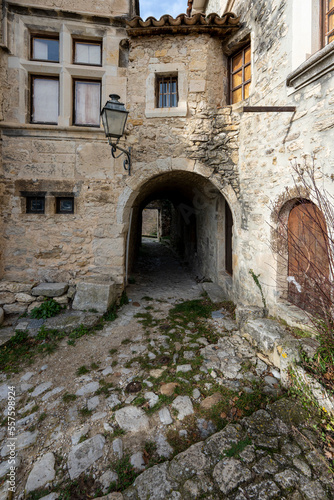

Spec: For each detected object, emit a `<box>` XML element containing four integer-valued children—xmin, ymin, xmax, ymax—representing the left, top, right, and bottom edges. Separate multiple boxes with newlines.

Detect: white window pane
<box><xmin>33</xmin><ymin>38</ymin><xmax>59</xmax><ymax>61</ymax></box>
<box><xmin>33</xmin><ymin>78</ymin><xmax>59</xmax><ymax>123</ymax></box>
<box><xmin>75</xmin><ymin>42</ymin><xmax>101</xmax><ymax>65</ymax></box>
<box><xmin>75</xmin><ymin>81</ymin><xmax>101</xmax><ymax>126</ymax></box>
<box><xmin>75</xmin><ymin>43</ymin><xmax>89</xmax><ymax>63</ymax></box>
<box><xmin>34</xmin><ymin>39</ymin><xmax>48</xmax><ymax>60</ymax></box>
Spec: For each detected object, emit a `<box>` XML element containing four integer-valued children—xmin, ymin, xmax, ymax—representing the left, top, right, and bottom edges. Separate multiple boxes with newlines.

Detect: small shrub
<box><xmin>62</xmin><ymin>393</ymin><xmax>77</xmax><ymax>403</ymax></box>
<box><xmin>222</xmin><ymin>436</ymin><xmax>252</xmax><ymax>458</ymax></box>
<box><xmin>119</xmin><ymin>291</ymin><xmax>129</xmax><ymax>306</ymax></box>
<box><xmin>104</xmin><ymin>303</ymin><xmax>118</xmax><ymax>322</ymax></box>
<box><xmin>76</xmin><ymin>365</ymin><xmax>90</xmax><ymax>376</ymax></box>
<box><xmin>108</xmin><ymin>454</ymin><xmax>138</xmax><ymax>492</ymax></box>
<box><xmin>30</xmin><ymin>298</ymin><xmax>63</xmax><ymax>319</ymax></box>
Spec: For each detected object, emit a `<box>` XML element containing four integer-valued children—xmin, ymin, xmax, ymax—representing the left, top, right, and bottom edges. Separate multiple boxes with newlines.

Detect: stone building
<box><xmin>0</xmin><ymin>0</ymin><xmax>333</xmax><ymax>320</ymax></box>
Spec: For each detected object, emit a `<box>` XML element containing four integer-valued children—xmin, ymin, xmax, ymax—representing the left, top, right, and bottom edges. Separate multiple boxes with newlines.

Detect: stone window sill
<box><xmin>145</xmin><ymin>102</ymin><xmax>187</xmax><ymax>118</ymax></box>
<box><xmin>287</xmin><ymin>41</ymin><xmax>334</xmax><ymax>91</ymax></box>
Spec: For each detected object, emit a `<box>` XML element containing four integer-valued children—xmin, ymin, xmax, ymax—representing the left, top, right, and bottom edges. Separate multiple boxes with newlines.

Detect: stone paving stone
<box><xmin>176</xmin><ymin>364</ymin><xmax>192</xmax><ymax>373</ymax></box>
<box><xmin>31</xmin><ymin>381</ymin><xmax>53</xmax><ymax>397</ymax></box>
<box><xmin>26</xmin><ymin>452</ymin><xmax>55</xmax><ymax>493</ymax></box>
<box><xmin>171</xmin><ymin>396</ymin><xmax>194</xmax><ymax>421</ymax></box>
<box><xmin>300</xmin><ymin>480</ymin><xmax>329</xmax><ymax>500</ymax></box>
<box><xmin>114</xmin><ymin>406</ymin><xmax>150</xmax><ymax>432</ymax></box>
<box><xmin>155</xmin><ymin>433</ymin><xmax>174</xmax><ymax>458</ymax></box>
<box><xmin>274</xmin><ymin>469</ymin><xmax>300</xmax><ymax>489</ymax></box>
<box><xmin>112</xmin><ymin>438</ymin><xmax>123</xmax><ymax>459</ymax></box>
<box><xmin>131</xmin><ymin>462</ymin><xmax>179</xmax><ymax>500</ymax></box>
<box><xmin>68</xmin><ymin>434</ymin><xmax>105</xmax><ymax>480</ymax></box>
<box><xmin>159</xmin><ymin>407</ymin><xmax>173</xmax><ymax>425</ymax></box>
<box><xmin>75</xmin><ymin>381</ymin><xmax>99</xmax><ymax>396</ymax></box>
<box><xmin>213</xmin><ymin>457</ymin><xmax>252</xmax><ymax>495</ymax></box>
<box><xmin>144</xmin><ymin>391</ymin><xmax>159</xmax><ymax>408</ymax></box>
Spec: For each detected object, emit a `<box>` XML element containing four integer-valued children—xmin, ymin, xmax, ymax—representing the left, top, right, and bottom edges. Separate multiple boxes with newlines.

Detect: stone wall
<box><xmin>205</xmin><ymin>0</ymin><xmax>334</xmax><ymax>313</ymax></box>
<box><xmin>1</xmin><ymin>0</ymin><xmax>333</xmax><ymax>317</ymax></box>
<box><xmin>0</xmin><ymin>4</ymin><xmax>130</xmax><ymax>287</ymax></box>
<box><xmin>6</xmin><ymin>0</ymin><xmax>134</xmax><ymax>17</ymax></box>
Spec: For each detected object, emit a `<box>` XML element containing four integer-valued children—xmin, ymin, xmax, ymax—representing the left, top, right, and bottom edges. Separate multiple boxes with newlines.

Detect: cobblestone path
<box><xmin>0</xmin><ymin>241</ymin><xmax>333</xmax><ymax>499</ymax></box>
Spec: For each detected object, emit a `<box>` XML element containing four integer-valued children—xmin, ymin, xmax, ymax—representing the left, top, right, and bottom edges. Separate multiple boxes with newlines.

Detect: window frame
<box><xmin>30</xmin><ymin>34</ymin><xmax>59</xmax><ymax>63</ymax></box>
<box><xmin>30</xmin><ymin>75</ymin><xmax>59</xmax><ymax>125</ymax></box>
<box><xmin>229</xmin><ymin>44</ymin><xmax>251</xmax><ymax>105</ymax></box>
<box><xmin>72</xmin><ymin>78</ymin><xmax>102</xmax><ymax>127</ymax></box>
<box><xmin>156</xmin><ymin>74</ymin><xmax>178</xmax><ymax>109</ymax></box>
<box><xmin>73</xmin><ymin>39</ymin><xmax>102</xmax><ymax>67</ymax></box>
<box><xmin>56</xmin><ymin>197</ymin><xmax>74</xmax><ymax>214</ymax></box>
<box><xmin>26</xmin><ymin>196</ymin><xmax>45</xmax><ymax>214</ymax></box>
<box><xmin>322</xmin><ymin>0</ymin><xmax>334</xmax><ymax>46</ymax></box>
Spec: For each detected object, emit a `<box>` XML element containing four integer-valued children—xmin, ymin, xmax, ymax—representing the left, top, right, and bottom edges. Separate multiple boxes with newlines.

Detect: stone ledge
<box><xmin>287</xmin><ymin>41</ymin><xmax>334</xmax><ymax>90</ymax></box>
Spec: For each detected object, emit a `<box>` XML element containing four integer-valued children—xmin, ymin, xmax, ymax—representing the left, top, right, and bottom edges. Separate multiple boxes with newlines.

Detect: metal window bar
<box><xmin>157</xmin><ymin>76</ymin><xmax>178</xmax><ymax>108</ymax></box>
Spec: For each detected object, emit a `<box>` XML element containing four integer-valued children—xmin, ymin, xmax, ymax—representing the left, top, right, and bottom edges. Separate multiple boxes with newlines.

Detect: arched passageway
<box><xmin>126</xmin><ymin>171</ymin><xmax>234</xmax><ymax>288</ymax></box>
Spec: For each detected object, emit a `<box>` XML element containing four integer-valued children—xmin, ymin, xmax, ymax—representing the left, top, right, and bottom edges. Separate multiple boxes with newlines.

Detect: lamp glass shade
<box><xmin>101</xmin><ymin>94</ymin><xmax>129</xmax><ymax>139</ymax></box>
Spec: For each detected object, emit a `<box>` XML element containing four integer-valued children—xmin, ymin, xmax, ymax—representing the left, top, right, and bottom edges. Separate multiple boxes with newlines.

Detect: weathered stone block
<box><xmin>3</xmin><ymin>303</ymin><xmax>27</xmax><ymax>315</ymax></box>
<box><xmin>0</xmin><ymin>308</ymin><xmax>4</xmax><ymax>326</ymax></box>
<box><xmin>44</xmin><ymin>311</ymin><xmax>100</xmax><ymax>334</ymax></box>
<box><xmin>235</xmin><ymin>305</ymin><xmax>266</xmax><ymax>329</ymax></box>
<box><xmin>0</xmin><ymin>282</ymin><xmax>34</xmax><ymax>293</ymax></box>
<box><xmin>201</xmin><ymin>283</ymin><xmax>226</xmax><ymax>303</ymax></box>
<box><xmin>242</xmin><ymin>319</ymin><xmax>286</xmax><ymax>360</ymax></box>
<box><xmin>15</xmin><ymin>293</ymin><xmax>35</xmax><ymax>303</ymax></box>
<box><xmin>0</xmin><ymin>292</ymin><xmax>15</xmax><ymax>305</ymax></box>
<box><xmin>32</xmin><ymin>283</ymin><xmax>69</xmax><ymax>297</ymax></box>
<box><xmin>72</xmin><ymin>281</ymin><xmax>116</xmax><ymax>313</ymax></box>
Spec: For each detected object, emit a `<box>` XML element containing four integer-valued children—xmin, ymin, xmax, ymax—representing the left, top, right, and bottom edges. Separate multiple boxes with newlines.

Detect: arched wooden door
<box><xmin>288</xmin><ymin>202</ymin><xmax>330</xmax><ymax>315</ymax></box>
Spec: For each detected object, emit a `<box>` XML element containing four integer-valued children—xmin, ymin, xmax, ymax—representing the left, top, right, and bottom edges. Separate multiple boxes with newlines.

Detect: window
<box><xmin>73</xmin><ymin>80</ymin><xmax>101</xmax><ymax>126</ymax></box>
<box><xmin>31</xmin><ymin>36</ymin><xmax>59</xmax><ymax>62</ymax></box>
<box><xmin>156</xmin><ymin>75</ymin><xmax>178</xmax><ymax>108</ymax></box>
<box><xmin>26</xmin><ymin>196</ymin><xmax>45</xmax><ymax>214</ymax></box>
<box><xmin>323</xmin><ymin>0</ymin><xmax>334</xmax><ymax>45</ymax></box>
<box><xmin>230</xmin><ymin>45</ymin><xmax>251</xmax><ymax>104</ymax></box>
<box><xmin>73</xmin><ymin>40</ymin><xmax>102</xmax><ymax>66</ymax></box>
<box><xmin>31</xmin><ymin>76</ymin><xmax>59</xmax><ymax>124</ymax></box>
<box><xmin>56</xmin><ymin>197</ymin><xmax>74</xmax><ymax>214</ymax></box>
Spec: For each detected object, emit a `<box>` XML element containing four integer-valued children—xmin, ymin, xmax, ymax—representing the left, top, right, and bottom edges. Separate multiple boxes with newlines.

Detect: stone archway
<box><xmin>117</xmin><ymin>164</ymin><xmax>241</xmax><ymax>294</ymax></box>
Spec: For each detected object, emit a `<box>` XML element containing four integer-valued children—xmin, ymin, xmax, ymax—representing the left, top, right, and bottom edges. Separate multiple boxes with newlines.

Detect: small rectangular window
<box><xmin>157</xmin><ymin>76</ymin><xmax>178</xmax><ymax>108</ymax></box>
<box><xmin>31</xmin><ymin>36</ymin><xmax>59</xmax><ymax>62</ymax></box>
<box><xmin>73</xmin><ymin>79</ymin><xmax>101</xmax><ymax>126</ymax></box>
<box><xmin>323</xmin><ymin>0</ymin><xmax>334</xmax><ymax>45</ymax></box>
<box><xmin>74</xmin><ymin>40</ymin><xmax>102</xmax><ymax>66</ymax></box>
<box><xmin>26</xmin><ymin>196</ymin><xmax>45</xmax><ymax>214</ymax></box>
<box><xmin>31</xmin><ymin>76</ymin><xmax>59</xmax><ymax>124</ymax></box>
<box><xmin>230</xmin><ymin>45</ymin><xmax>251</xmax><ymax>104</ymax></box>
<box><xmin>56</xmin><ymin>197</ymin><xmax>74</xmax><ymax>214</ymax></box>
